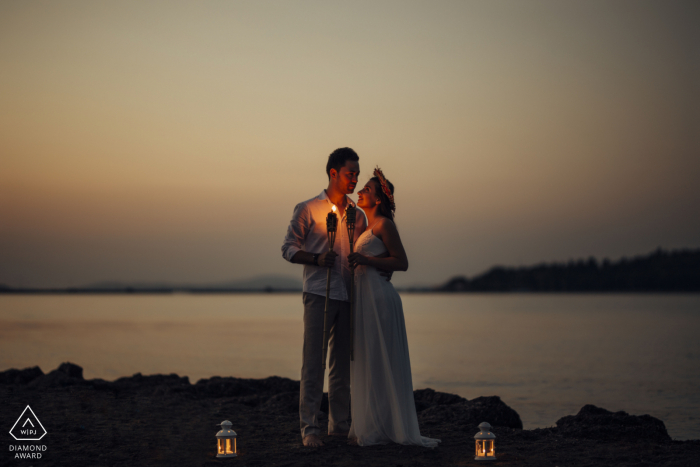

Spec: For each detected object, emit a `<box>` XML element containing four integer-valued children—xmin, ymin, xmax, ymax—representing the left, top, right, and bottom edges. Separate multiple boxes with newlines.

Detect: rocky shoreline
<box><xmin>1</xmin><ymin>363</ymin><xmax>698</xmax><ymax>466</ymax></box>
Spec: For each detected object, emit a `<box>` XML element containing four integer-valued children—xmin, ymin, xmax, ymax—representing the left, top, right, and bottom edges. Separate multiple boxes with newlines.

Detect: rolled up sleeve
<box><xmin>281</xmin><ymin>202</ymin><xmax>309</xmax><ymax>262</ymax></box>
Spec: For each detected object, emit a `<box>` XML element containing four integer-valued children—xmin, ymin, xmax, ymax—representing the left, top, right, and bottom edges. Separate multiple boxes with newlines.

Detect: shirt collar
<box><xmin>318</xmin><ymin>189</ymin><xmax>356</xmax><ymax>209</ymax></box>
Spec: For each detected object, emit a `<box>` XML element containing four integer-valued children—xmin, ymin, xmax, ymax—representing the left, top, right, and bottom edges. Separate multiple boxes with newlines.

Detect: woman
<box><xmin>347</xmin><ymin>167</ymin><xmax>440</xmax><ymax>448</ymax></box>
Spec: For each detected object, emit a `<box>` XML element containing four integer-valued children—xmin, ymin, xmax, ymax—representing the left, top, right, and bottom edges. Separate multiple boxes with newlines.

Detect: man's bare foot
<box><xmin>303</xmin><ymin>434</ymin><xmax>324</xmax><ymax>447</ymax></box>
<box><xmin>347</xmin><ymin>437</ymin><xmax>359</xmax><ymax>446</ymax></box>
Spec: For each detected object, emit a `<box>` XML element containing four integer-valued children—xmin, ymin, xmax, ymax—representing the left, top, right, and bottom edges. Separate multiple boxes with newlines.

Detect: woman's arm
<box><xmin>349</xmin><ymin>218</ymin><xmax>409</xmax><ymax>272</ymax></box>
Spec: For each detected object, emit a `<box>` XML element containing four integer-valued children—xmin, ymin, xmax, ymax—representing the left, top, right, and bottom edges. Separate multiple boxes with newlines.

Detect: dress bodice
<box><xmin>354</xmin><ymin>230</ymin><xmax>387</xmax><ymax>277</ymax></box>
<box><xmin>355</xmin><ymin>229</ymin><xmax>386</xmax><ymax>257</ymax></box>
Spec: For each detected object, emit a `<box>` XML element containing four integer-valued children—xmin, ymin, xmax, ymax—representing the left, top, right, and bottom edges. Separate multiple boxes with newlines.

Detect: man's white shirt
<box><xmin>282</xmin><ymin>190</ymin><xmax>368</xmax><ymax>302</ymax></box>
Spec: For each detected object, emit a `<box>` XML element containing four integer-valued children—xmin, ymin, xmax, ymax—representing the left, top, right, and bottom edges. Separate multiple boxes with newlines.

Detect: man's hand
<box><xmin>378</xmin><ymin>269</ymin><xmax>393</xmax><ymax>282</ymax></box>
<box><xmin>318</xmin><ymin>250</ymin><xmax>338</xmax><ymax>267</ymax></box>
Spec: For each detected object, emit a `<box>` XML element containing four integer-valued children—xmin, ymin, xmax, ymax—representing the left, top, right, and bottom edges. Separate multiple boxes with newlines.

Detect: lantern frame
<box><xmin>216</xmin><ymin>420</ymin><xmax>237</xmax><ymax>458</ymax></box>
<box><xmin>474</xmin><ymin>421</ymin><xmax>496</xmax><ymax>461</ymax></box>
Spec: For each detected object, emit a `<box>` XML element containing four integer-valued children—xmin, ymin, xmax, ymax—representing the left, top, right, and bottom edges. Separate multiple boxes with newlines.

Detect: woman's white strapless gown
<box><xmin>348</xmin><ymin>229</ymin><xmax>440</xmax><ymax>448</ymax></box>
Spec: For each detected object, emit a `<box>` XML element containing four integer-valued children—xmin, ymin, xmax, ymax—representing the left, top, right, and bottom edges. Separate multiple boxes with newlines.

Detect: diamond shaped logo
<box><xmin>9</xmin><ymin>406</ymin><xmax>47</xmax><ymax>441</ymax></box>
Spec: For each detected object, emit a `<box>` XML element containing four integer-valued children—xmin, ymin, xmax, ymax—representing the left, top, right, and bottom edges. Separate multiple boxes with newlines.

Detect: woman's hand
<box><xmin>348</xmin><ymin>252</ymin><xmax>369</xmax><ymax>268</ymax></box>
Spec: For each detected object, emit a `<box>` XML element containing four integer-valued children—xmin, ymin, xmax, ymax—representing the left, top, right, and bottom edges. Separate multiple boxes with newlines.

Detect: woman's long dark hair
<box><xmin>369</xmin><ymin>176</ymin><xmax>395</xmax><ymax>221</ymax></box>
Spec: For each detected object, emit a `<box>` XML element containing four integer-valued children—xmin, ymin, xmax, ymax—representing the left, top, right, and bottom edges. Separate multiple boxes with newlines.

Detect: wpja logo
<box><xmin>9</xmin><ymin>405</ymin><xmax>47</xmax><ymax>459</ymax></box>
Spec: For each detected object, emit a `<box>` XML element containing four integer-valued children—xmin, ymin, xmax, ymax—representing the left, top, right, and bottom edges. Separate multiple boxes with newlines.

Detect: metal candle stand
<box><xmin>321</xmin><ymin>208</ymin><xmax>338</xmax><ymax>370</ymax></box>
<box><xmin>345</xmin><ymin>204</ymin><xmax>357</xmax><ymax>361</ymax></box>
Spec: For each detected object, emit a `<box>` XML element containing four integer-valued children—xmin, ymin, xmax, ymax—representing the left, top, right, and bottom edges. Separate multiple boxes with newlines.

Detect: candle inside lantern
<box><xmin>474</xmin><ymin>422</ymin><xmax>496</xmax><ymax>461</ymax></box>
<box><xmin>216</xmin><ymin>420</ymin><xmax>237</xmax><ymax>458</ymax></box>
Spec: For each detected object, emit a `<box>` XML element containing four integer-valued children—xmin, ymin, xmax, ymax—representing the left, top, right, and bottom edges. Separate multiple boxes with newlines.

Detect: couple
<box><xmin>281</xmin><ymin>147</ymin><xmax>440</xmax><ymax>449</ymax></box>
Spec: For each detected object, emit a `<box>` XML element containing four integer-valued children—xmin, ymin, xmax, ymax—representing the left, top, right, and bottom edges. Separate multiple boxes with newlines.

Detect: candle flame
<box><xmin>332</xmin><ymin>205</ymin><xmax>337</xmax><ymax>213</ymax></box>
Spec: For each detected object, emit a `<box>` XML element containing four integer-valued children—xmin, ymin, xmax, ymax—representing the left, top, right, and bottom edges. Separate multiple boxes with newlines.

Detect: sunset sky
<box><xmin>1</xmin><ymin>0</ymin><xmax>698</xmax><ymax>288</ymax></box>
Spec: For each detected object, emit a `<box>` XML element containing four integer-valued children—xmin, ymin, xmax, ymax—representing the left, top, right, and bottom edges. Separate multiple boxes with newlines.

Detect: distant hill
<box><xmin>214</xmin><ymin>275</ymin><xmax>303</xmax><ymax>291</ymax></box>
<box><xmin>1</xmin><ymin>275</ymin><xmax>302</xmax><ymax>294</ymax></box>
<box><xmin>438</xmin><ymin>248</ymin><xmax>700</xmax><ymax>292</ymax></box>
<box><xmin>82</xmin><ymin>275</ymin><xmax>302</xmax><ymax>292</ymax></box>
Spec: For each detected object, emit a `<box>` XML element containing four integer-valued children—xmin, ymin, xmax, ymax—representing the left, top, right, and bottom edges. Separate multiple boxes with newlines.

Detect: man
<box><xmin>281</xmin><ymin>147</ymin><xmax>367</xmax><ymax>447</ymax></box>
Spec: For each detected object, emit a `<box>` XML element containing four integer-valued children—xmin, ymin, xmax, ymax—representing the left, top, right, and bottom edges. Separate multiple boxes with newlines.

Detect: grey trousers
<box><xmin>300</xmin><ymin>292</ymin><xmax>351</xmax><ymax>439</ymax></box>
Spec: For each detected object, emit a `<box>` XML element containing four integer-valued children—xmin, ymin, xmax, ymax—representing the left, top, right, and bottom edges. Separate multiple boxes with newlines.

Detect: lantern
<box><xmin>474</xmin><ymin>422</ymin><xmax>496</xmax><ymax>461</ymax></box>
<box><xmin>216</xmin><ymin>420</ymin><xmax>237</xmax><ymax>458</ymax></box>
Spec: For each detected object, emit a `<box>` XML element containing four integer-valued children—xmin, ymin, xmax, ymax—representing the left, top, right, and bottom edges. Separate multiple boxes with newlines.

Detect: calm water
<box><xmin>1</xmin><ymin>294</ymin><xmax>698</xmax><ymax>439</ymax></box>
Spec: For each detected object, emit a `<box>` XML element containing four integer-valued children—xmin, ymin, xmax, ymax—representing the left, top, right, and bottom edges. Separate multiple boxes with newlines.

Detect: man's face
<box><xmin>332</xmin><ymin>160</ymin><xmax>360</xmax><ymax>194</ymax></box>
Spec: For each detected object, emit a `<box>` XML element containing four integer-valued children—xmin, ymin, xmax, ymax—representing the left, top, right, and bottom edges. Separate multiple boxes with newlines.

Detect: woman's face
<box><xmin>357</xmin><ymin>180</ymin><xmax>380</xmax><ymax>209</ymax></box>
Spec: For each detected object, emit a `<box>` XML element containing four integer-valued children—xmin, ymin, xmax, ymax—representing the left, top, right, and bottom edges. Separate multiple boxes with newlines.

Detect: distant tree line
<box><xmin>438</xmin><ymin>248</ymin><xmax>700</xmax><ymax>292</ymax></box>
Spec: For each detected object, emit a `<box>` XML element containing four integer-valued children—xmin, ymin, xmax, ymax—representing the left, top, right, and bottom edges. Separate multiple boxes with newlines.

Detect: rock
<box><xmin>89</xmin><ymin>378</ymin><xmax>114</xmax><ymax>391</ymax></box>
<box><xmin>0</xmin><ymin>366</ymin><xmax>44</xmax><ymax>384</ymax></box>
<box><xmin>194</xmin><ymin>375</ymin><xmax>299</xmax><ymax>398</ymax></box>
<box><xmin>413</xmin><ymin>388</ymin><xmax>466</xmax><ymax>411</ymax></box>
<box><xmin>556</xmin><ymin>404</ymin><xmax>671</xmax><ymax>443</ymax></box>
<box><xmin>28</xmin><ymin>363</ymin><xmax>87</xmax><ymax>389</ymax></box>
<box><xmin>236</xmin><ymin>394</ymin><xmax>269</xmax><ymax>407</ymax></box>
<box><xmin>57</xmin><ymin>362</ymin><xmax>84</xmax><ymax>379</ymax></box>
<box><xmin>194</xmin><ymin>377</ymin><xmax>256</xmax><ymax>398</ymax></box>
<box><xmin>262</xmin><ymin>391</ymin><xmax>299</xmax><ymax>413</ymax></box>
<box><xmin>115</xmin><ymin>372</ymin><xmax>190</xmax><ymax>387</ymax></box>
<box><xmin>109</xmin><ymin>372</ymin><xmax>192</xmax><ymax>396</ymax></box>
<box><xmin>418</xmin><ymin>394</ymin><xmax>523</xmax><ymax>429</ymax></box>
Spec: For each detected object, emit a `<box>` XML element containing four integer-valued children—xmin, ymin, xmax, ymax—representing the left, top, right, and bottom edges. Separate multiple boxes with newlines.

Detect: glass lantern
<box><xmin>474</xmin><ymin>421</ymin><xmax>496</xmax><ymax>461</ymax></box>
<box><xmin>216</xmin><ymin>420</ymin><xmax>237</xmax><ymax>458</ymax></box>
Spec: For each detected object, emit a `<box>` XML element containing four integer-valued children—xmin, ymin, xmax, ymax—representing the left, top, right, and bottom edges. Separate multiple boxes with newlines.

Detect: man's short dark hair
<box><xmin>326</xmin><ymin>148</ymin><xmax>359</xmax><ymax>180</ymax></box>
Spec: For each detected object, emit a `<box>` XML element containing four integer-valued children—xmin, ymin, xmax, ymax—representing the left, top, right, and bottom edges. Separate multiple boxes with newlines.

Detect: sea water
<box><xmin>1</xmin><ymin>293</ymin><xmax>698</xmax><ymax>439</ymax></box>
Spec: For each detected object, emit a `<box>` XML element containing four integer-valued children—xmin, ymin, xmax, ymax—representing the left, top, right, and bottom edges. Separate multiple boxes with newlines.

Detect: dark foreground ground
<box><xmin>1</xmin><ymin>363</ymin><xmax>698</xmax><ymax>467</ymax></box>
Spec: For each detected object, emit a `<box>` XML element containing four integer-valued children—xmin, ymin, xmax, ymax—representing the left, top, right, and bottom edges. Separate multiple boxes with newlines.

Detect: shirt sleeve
<box><xmin>281</xmin><ymin>202</ymin><xmax>310</xmax><ymax>262</ymax></box>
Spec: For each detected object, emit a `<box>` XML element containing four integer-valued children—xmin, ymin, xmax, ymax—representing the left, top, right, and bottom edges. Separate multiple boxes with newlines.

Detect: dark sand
<box><xmin>1</xmin><ymin>363</ymin><xmax>698</xmax><ymax>466</ymax></box>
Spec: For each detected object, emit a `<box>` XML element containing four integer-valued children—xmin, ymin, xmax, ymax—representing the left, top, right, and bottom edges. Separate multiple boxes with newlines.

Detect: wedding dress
<box><xmin>348</xmin><ymin>229</ymin><xmax>440</xmax><ymax>447</ymax></box>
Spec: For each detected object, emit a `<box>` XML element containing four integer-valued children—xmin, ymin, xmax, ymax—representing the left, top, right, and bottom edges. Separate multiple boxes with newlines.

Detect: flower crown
<box><xmin>373</xmin><ymin>166</ymin><xmax>396</xmax><ymax>212</ymax></box>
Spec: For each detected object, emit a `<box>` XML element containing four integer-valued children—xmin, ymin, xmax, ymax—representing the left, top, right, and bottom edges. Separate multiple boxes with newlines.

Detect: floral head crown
<box><xmin>373</xmin><ymin>166</ymin><xmax>396</xmax><ymax>212</ymax></box>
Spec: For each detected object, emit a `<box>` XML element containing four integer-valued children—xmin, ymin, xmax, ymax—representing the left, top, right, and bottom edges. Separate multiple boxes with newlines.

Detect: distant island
<box><xmin>1</xmin><ymin>248</ymin><xmax>698</xmax><ymax>294</ymax></box>
<box><xmin>437</xmin><ymin>248</ymin><xmax>700</xmax><ymax>292</ymax></box>
<box><xmin>0</xmin><ymin>275</ymin><xmax>303</xmax><ymax>294</ymax></box>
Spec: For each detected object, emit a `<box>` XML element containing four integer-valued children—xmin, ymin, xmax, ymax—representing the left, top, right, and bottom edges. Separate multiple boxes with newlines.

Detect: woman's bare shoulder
<box><xmin>374</xmin><ymin>217</ymin><xmax>398</xmax><ymax>236</ymax></box>
<box><xmin>378</xmin><ymin>216</ymin><xmax>397</xmax><ymax>228</ymax></box>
